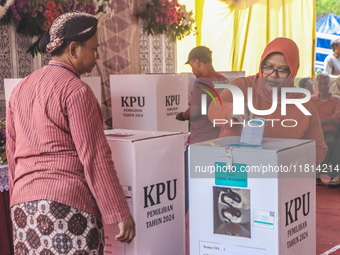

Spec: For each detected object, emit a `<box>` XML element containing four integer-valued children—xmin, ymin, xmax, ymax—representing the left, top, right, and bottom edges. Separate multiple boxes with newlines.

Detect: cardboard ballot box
<box><xmin>4</xmin><ymin>77</ymin><xmax>102</xmax><ymax>107</ymax></box>
<box><xmin>189</xmin><ymin>137</ymin><xmax>316</xmax><ymax>255</ymax></box>
<box><xmin>110</xmin><ymin>74</ymin><xmax>188</xmax><ymax>132</ymax></box>
<box><xmin>104</xmin><ymin>129</ymin><xmax>185</xmax><ymax>255</ymax></box>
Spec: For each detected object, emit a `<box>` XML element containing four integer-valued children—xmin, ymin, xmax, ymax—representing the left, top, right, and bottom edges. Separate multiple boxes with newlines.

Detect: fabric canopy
<box><xmin>316</xmin><ymin>13</ymin><xmax>340</xmax><ymax>36</ymax></box>
<box><xmin>197</xmin><ymin>0</ymin><xmax>315</xmax><ymax>78</ymax></box>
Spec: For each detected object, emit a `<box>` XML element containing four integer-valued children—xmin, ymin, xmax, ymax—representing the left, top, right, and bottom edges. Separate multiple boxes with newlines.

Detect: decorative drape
<box><xmin>92</xmin><ymin>0</ymin><xmax>141</xmax><ymax>129</ymax></box>
<box><xmin>197</xmin><ymin>0</ymin><xmax>315</xmax><ymax>78</ymax></box>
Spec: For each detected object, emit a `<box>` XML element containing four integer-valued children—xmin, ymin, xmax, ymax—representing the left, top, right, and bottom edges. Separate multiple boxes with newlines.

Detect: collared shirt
<box><xmin>6</xmin><ymin>60</ymin><xmax>130</xmax><ymax>224</ymax></box>
<box><xmin>324</xmin><ymin>52</ymin><xmax>340</xmax><ymax>76</ymax></box>
<box><xmin>311</xmin><ymin>94</ymin><xmax>340</xmax><ymax>133</ymax></box>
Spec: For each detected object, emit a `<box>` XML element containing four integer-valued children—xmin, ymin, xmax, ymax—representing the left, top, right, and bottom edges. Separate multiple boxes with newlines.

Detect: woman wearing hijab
<box><xmin>208</xmin><ymin>37</ymin><xmax>327</xmax><ymax>166</ymax></box>
<box><xmin>6</xmin><ymin>12</ymin><xmax>135</xmax><ymax>254</ymax></box>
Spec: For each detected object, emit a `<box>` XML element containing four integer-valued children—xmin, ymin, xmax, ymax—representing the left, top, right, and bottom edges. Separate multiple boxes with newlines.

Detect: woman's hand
<box><xmin>230</xmin><ymin>103</ymin><xmax>254</xmax><ymax>123</ymax></box>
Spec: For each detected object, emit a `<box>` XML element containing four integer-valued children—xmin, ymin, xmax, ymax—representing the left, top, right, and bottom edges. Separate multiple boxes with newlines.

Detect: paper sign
<box><xmin>215</xmin><ymin>162</ymin><xmax>248</xmax><ymax>188</ymax></box>
<box><xmin>240</xmin><ymin>118</ymin><xmax>265</xmax><ymax>145</ymax></box>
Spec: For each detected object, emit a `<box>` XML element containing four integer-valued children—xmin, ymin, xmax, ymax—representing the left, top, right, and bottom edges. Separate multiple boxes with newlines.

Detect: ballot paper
<box><xmin>240</xmin><ymin>118</ymin><xmax>265</xmax><ymax>145</ymax></box>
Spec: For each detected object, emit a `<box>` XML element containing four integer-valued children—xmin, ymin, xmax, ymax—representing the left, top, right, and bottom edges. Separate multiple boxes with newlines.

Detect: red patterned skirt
<box><xmin>11</xmin><ymin>200</ymin><xmax>104</xmax><ymax>255</ymax></box>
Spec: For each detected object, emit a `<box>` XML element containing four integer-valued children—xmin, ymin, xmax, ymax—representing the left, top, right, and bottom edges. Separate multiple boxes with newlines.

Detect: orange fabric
<box><xmin>208</xmin><ymin>38</ymin><xmax>327</xmax><ymax>165</ymax></box>
<box><xmin>255</xmin><ymin>37</ymin><xmax>300</xmax><ymax>103</ymax></box>
<box><xmin>311</xmin><ymin>95</ymin><xmax>340</xmax><ymax>133</ymax></box>
<box><xmin>258</xmin><ymin>37</ymin><xmax>300</xmax><ymax>79</ymax></box>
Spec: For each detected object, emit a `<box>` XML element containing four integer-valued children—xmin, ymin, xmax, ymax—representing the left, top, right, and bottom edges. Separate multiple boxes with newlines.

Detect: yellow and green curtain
<box><xmin>196</xmin><ymin>0</ymin><xmax>316</xmax><ymax>78</ymax></box>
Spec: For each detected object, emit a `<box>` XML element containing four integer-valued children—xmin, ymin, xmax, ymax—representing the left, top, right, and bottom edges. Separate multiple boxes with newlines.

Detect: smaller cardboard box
<box><xmin>104</xmin><ymin>129</ymin><xmax>185</xmax><ymax>255</ymax></box>
<box><xmin>110</xmin><ymin>74</ymin><xmax>188</xmax><ymax>132</ymax></box>
<box><xmin>189</xmin><ymin>136</ymin><xmax>315</xmax><ymax>255</ymax></box>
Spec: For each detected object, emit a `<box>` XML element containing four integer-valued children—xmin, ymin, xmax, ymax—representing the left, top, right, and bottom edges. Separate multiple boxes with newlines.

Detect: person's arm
<box><xmin>321</xmin><ymin>97</ymin><xmax>340</xmax><ymax>126</ymax></box>
<box><xmin>6</xmin><ymin>99</ymin><xmax>16</xmax><ymax>197</ymax></box>
<box><xmin>176</xmin><ymin>107</ymin><xmax>189</xmax><ymax>121</ymax></box>
<box><xmin>177</xmin><ymin>80</ymin><xmax>211</xmax><ymax>121</ymax></box>
<box><xmin>66</xmin><ymin>85</ymin><xmax>135</xmax><ymax>242</ymax></box>
<box><xmin>330</xmin><ymin>97</ymin><xmax>340</xmax><ymax>124</ymax></box>
<box><xmin>304</xmin><ymin>104</ymin><xmax>328</xmax><ymax>166</ymax></box>
<box><xmin>176</xmin><ymin>105</ymin><xmax>201</xmax><ymax>121</ymax></box>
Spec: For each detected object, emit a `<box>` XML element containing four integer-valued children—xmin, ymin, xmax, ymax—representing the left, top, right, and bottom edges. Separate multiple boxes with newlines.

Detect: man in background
<box><xmin>176</xmin><ymin>46</ymin><xmax>227</xmax><ymax>255</ymax></box>
<box><xmin>176</xmin><ymin>46</ymin><xmax>227</xmax><ymax>144</ymax></box>
<box><xmin>324</xmin><ymin>38</ymin><xmax>340</xmax><ymax>78</ymax></box>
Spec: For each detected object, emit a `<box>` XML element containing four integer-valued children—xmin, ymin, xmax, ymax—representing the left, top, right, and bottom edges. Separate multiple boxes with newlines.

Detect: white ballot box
<box><xmin>4</xmin><ymin>79</ymin><xmax>22</xmax><ymax>107</ymax></box>
<box><xmin>110</xmin><ymin>74</ymin><xmax>188</xmax><ymax>132</ymax></box>
<box><xmin>189</xmin><ymin>136</ymin><xmax>316</xmax><ymax>255</ymax></box>
<box><xmin>82</xmin><ymin>76</ymin><xmax>102</xmax><ymax>104</ymax></box>
<box><xmin>4</xmin><ymin>77</ymin><xmax>101</xmax><ymax>107</ymax></box>
<box><xmin>104</xmin><ymin>129</ymin><xmax>185</xmax><ymax>255</ymax></box>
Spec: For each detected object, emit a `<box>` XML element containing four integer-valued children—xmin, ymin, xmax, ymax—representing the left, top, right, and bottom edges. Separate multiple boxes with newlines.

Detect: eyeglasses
<box><xmin>261</xmin><ymin>65</ymin><xmax>290</xmax><ymax>78</ymax></box>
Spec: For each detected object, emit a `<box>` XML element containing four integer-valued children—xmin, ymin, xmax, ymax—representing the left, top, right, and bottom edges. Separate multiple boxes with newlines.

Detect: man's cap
<box><xmin>185</xmin><ymin>46</ymin><xmax>212</xmax><ymax>64</ymax></box>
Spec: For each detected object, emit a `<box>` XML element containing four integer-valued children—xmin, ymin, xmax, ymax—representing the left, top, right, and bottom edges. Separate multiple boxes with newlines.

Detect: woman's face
<box><xmin>261</xmin><ymin>53</ymin><xmax>290</xmax><ymax>93</ymax></box>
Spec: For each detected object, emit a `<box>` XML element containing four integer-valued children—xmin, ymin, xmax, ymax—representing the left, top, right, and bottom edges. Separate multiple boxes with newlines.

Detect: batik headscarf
<box><xmin>39</xmin><ymin>12</ymin><xmax>98</xmax><ymax>54</ymax></box>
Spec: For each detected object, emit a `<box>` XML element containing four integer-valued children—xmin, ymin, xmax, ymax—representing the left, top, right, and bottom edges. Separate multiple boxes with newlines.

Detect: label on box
<box><xmin>199</xmin><ymin>241</ymin><xmax>223</xmax><ymax>255</ymax></box>
<box><xmin>253</xmin><ymin>209</ymin><xmax>275</xmax><ymax>229</ymax></box>
<box><xmin>227</xmin><ymin>143</ymin><xmax>262</xmax><ymax>148</ymax></box>
<box><xmin>199</xmin><ymin>241</ymin><xmax>266</xmax><ymax>255</ymax></box>
<box><xmin>215</xmin><ymin>162</ymin><xmax>248</xmax><ymax>187</ymax></box>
